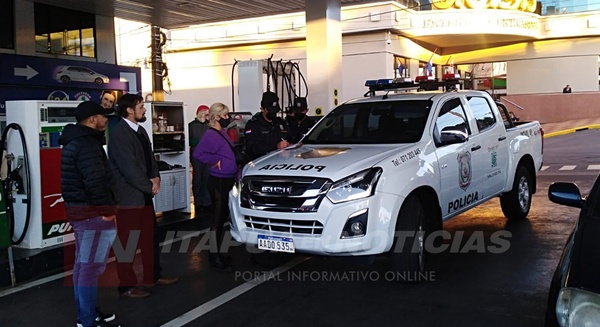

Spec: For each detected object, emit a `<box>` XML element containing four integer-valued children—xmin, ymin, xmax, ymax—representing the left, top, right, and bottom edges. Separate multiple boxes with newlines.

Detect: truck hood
<box><xmin>244</xmin><ymin>143</ymin><xmax>413</xmax><ymax>181</ymax></box>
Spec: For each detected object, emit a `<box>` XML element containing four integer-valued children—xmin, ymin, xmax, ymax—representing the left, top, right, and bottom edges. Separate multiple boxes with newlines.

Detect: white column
<box><xmin>305</xmin><ymin>0</ymin><xmax>342</xmax><ymax>116</ymax></box>
<box><xmin>409</xmin><ymin>58</ymin><xmax>420</xmax><ymax>80</ymax></box>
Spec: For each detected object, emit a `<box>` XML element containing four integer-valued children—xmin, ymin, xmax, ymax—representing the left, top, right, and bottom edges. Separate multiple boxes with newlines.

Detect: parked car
<box><xmin>55</xmin><ymin>66</ymin><xmax>109</xmax><ymax>84</ymax></box>
<box><xmin>545</xmin><ymin>177</ymin><xmax>600</xmax><ymax>326</ymax></box>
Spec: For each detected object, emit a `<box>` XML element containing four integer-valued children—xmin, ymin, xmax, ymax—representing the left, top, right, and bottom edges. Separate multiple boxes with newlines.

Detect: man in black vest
<box><xmin>286</xmin><ymin>97</ymin><xmax>315</xmax><ymax>144</ymax></box>
<box><xmin>108</xmin><ymin>94</ymin><xmax>178</xmax><ymax>299</ymax></box>
<box><xmin>244</xmin><ymin>91</ymin><xmax>289</xmax><ymax>160</ymax></box>
<box><xmin>188</xmin><ymin>104</ymin><xmax>212</xmax><ymax>213</ymax></box>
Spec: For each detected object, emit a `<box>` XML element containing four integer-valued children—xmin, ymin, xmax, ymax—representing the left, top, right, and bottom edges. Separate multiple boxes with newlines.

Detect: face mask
<box><xmin>266</xmin><ymin>112</ymin><xmax>277</xmax><ymax>120</ymax></box>
<box><xmin>295</xmin><ymin>113</ymin><xmax>306</xmax><ymax>121</ymax></box>
<box><xmin>218</xmin><ymin>117</ymin><xmax>231</xmax><ymax>128</ymax></box>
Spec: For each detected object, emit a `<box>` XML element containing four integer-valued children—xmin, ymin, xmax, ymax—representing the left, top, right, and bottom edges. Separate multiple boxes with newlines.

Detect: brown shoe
<box><xmin>153</xmin><ymin>276</ymin><xmax>179</xmax><ymax>286</ymax></box>
<box><xmin>119</xmin><ymin>287</ymin><xmax>151</xmax><ymax>299</ymax></box>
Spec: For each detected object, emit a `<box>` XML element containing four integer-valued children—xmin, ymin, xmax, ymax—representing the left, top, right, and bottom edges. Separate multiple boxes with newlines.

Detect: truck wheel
<box><xmin>390</xmin><ymin>195</ymin><xmax>426</xmax><ymax>280</ymax></box>
<box><xmin>500</xmin><ymin>166</ymin><xmax>531</xmax><ymax>220</ymax></box>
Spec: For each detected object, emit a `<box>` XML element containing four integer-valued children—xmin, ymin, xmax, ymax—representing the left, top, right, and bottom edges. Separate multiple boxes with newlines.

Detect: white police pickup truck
<box><xmin>229</xmin><ymin>79</ymin><xmax>543</xmax><ymax>274</ymax></box>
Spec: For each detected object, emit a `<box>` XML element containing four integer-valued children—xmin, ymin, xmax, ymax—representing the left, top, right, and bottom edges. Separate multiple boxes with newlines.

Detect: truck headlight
<box><xmin>556</xmin><ymin>288</ymin><xmax>600</xmax><ymax>327</ymax></box>
<box><xmin>326</xmin><ymin>168</ymin><xmax>382</xmax><ymax>204</ymax></box>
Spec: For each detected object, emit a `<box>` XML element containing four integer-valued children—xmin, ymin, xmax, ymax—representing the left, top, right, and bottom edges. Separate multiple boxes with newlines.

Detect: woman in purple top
<box><xmin>193</xmin><ymin>102</ymin><xmax>238</xmax><ymax>270</ymax></box>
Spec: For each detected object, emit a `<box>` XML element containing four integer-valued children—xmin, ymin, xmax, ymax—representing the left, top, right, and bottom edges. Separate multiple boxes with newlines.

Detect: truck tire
<box><xmin>500</xmin><ymin>166</ymin><xmax>531</xmax><ymax>220</ymax></box>
<box><xmin>390</xmin><ymin>195</ymin><xmax>426</xmax><ymax>280</ymax></box>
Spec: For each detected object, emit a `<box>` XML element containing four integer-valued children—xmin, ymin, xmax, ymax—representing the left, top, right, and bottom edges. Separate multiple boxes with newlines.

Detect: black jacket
<box><xmin>108</xmin><ymin>119</ymin><xmax>159</xmax><ymax>207</ymax></box>
<box><xmin>188</xmin><ymin>119</ymin><xmax>210</xmax><ymax>151</ymax></box>
<box><xmin>243</xmin><ymin>112</ymin><xmax>288</xmax><ymax>160</ymax></box>
<box><xmin>286</xmin><ymin>115</ymin><xmax>315</xmax><ymax>144</ymax></box>
<box><xmin>59</xmin><ymin>123</ymin><xmax>117</xmax><ymax>221</ymax></box>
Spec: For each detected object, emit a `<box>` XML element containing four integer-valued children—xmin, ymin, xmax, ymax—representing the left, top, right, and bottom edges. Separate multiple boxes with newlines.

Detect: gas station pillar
<box><xmin>305</xmin><ymin>0</ymin><xmax>342</xmax><ymax>117</ymax></box>
<box><xmin>409</xmin><ymin>59</ymin><xmax>421</xmax><ymax>81</ymax></box>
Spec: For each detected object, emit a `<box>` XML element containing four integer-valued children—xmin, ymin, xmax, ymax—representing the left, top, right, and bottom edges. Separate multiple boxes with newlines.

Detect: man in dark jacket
<box><xmin>60</xmin><ymin>101</ymin><xmax>121</xmax><ymax>327</ymax></box>
<box><xmin>188</xmin><ymin>104</ymin><xmax>212</xmax><ymax>212</ymax></box>
<box><xmin>286</xmin><ymin>97</ymin><xmax>315</xmax><ymax>144</ymax></box>
<box><xmin>108</xmin><ymin>94</ymin><xmax>178</xmax><ymax>299</ymax></box>
<box><xmin>244</xmin><ymin>91</ymin><xmax>289</xmax><ymax>160</ymax></box>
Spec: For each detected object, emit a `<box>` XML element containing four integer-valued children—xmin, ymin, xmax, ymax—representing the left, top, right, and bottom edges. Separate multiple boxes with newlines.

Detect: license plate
<box><xmin>257</xmin><ymin>235</ymin><xmax>295</xmax><ymax>253</ymax></box>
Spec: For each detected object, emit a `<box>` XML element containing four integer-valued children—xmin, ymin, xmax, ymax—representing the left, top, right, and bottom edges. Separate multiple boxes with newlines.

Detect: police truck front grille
<box><xmin>244</xmin><ymin>216</ymin><xmax>324</xmax><ymax>235</ymax></box>
<box><xmin>240</xmin><ymin>176</ymin><xmax>332</xmax><ymax>212</ymax></box>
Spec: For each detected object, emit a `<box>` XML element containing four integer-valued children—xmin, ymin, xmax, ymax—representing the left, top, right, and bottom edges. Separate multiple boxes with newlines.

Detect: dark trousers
<box><xmin>72</xmin><ymin>217</ymin><xmax>116</xmax><ymax>327</ymax></box>
<box><xmin>207</xmin><ymin>175</ymin><xmax>235</xmax><ymax>254</ymax></box>
<box><xmin>191</xmin><ymin>158</ymin><xmax>211</xmax><ymax>207</ymax></box>
<box><xmin>115</xmin><ymin>206</ymin><xmax>162</xmax><ymax>292</ymax></box>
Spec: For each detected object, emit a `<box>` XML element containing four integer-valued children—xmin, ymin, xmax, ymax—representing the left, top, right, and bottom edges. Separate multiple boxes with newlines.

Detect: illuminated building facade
<box><xmin>115</xmin><ymin>1</ymin><xmax>600</xmax><ymax>115</ymax></box>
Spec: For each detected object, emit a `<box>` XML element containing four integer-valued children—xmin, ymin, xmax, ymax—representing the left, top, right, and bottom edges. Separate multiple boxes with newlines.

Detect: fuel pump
<box><xmin>4</xmin><ymin>100</ymin><xmax>80</xmax><ymax>249</ymax></box>
<box><xmin>0</xmin><ymin>123</ymin><xmax>32</xmax><ymax>246</ymax></box>
<box><xmin>0</xmin><ymin>174</ymin><xmax>17</xmax><ymax>287</ymax></box>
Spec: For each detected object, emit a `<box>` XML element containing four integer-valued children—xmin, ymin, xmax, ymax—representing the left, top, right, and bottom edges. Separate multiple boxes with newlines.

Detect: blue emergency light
<box><xmin>364</xmin><ymin>77</ymin><xmax>461</xmax><ymax>96</ymax></box>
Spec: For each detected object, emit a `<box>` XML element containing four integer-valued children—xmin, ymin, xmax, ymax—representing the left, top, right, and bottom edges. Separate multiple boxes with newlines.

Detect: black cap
<box><xmin>76</xmin><ymin>101</ymin><xmax>114</xmax><ymax>122</ymax></box>
<box><xmin>261</xmin><ymin>91</ymin><xmax>280</xmax><ymax>111</ymax></box>
<box><xmin>293</xmin><ymin>97</ymin><xmax>308</xmax><ymax>111</ymax></box>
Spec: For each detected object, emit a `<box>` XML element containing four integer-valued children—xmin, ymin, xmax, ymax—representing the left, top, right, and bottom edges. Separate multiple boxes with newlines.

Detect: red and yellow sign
<box><xmin>433</xmin><ymin>0</ymin><xmax>537</xmax><ymax>12</ymax></box>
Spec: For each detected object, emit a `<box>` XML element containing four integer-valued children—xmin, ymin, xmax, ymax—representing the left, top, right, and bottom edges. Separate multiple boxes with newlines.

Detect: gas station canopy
<box><xmin>30</xmin><ymin>0</ymin><xmax>370</xmax><ymax>29</ymax></box>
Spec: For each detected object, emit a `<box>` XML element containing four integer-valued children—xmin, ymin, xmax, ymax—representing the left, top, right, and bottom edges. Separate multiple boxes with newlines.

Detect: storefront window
<box><xmin>543</xmin><ymin>0</ymin><xmax>600</xmax><ymax>15</ymax></box>
<box><xmin>34</xmin><ymin>3</ymin><xmax>95</xmax><ymax>57</ymax></box>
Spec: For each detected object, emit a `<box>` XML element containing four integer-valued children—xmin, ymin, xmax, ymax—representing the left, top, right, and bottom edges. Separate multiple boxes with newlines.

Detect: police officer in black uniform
<box><xmin>286</xmin><ymin>97</ymin><xmax>315</xmax><ymax>144</ymax></box>
<box><xmin>244</xmin><ymin>91</ymin><xmax>289</xmax><ymax>160</ymax></box>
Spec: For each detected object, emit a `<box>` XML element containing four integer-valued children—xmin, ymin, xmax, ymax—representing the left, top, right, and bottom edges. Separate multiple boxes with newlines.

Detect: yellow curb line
<box><xmin>543</xmin><ymin>124</ymin><xmax>600</xmax><ymax>138</ymax></box>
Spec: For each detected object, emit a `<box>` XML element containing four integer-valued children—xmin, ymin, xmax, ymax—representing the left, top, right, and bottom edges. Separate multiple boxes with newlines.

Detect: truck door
<box><xmin>466</xmin><ymin>96</ymin><xmax>508</xmax><ymax>197</ymax></box>
<box><xmin>434</xmin><ymin>97</ymin><xmax>484</xmax><ymax>219</ymax></box>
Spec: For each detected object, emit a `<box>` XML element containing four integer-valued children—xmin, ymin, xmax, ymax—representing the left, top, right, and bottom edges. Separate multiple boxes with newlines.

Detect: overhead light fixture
<box><xmin>386</xmin><ymin>31</ymin><xmax>392</xmax><ymax>45</ymax></box>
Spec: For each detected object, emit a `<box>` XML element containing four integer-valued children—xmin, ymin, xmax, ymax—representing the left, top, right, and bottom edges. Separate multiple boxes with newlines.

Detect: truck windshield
<box><xmin>303</xmin><ymin>100</ymin><xmax>432</xmax><ymax>144</ymax></box>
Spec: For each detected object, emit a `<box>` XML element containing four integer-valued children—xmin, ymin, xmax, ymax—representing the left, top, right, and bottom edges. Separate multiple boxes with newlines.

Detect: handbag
<box><xmin>211</xmin><ymin>128</ymin><xmax>250</xmax><ymax>167</ymax></box>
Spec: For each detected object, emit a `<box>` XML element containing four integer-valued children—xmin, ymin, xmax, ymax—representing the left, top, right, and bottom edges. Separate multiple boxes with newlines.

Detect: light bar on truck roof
<box><xmin>364</xmin><ymin>77</ymin><xmax>462</xmax><ymax>96</ymax></box>
<box><xmin>442</xmin><ymin>73</ymin><xmax>461</xmax><ymax>81</ymax></box>
<box><xmin>364</xmin><ymin>80</ymin><xmax>378</xmax><ymax>87</ymax></box>
<box><xmin>363</xmin><ymin>79</ymin><xmax>395</xmax><ymax>87</ymax></box>
<box><xmin>415</xmin><ymin>75</ymin><xmax>436</xmax><ymax>82</ymax></box>
<box><xmin>364</xmin><ymin>78</ymin><xmax>417</xmax><ymax>90</ymax></box>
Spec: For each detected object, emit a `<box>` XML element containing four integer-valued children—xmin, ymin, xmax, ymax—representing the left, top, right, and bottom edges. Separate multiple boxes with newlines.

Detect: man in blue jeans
<box><xmin>60</xmin><ymin>101</ymin><xmax>121</xmax><ymax>327</ymax></box>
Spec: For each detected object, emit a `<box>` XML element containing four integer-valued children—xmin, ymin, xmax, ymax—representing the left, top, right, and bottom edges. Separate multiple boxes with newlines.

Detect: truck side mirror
<box><xmin>437</xmin><ymin>125</ymin><xmax>468</xmax><ymax>146</ymax></box>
